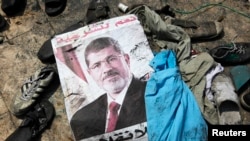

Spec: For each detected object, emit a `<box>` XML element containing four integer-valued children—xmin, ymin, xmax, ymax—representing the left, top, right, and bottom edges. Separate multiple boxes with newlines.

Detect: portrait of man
<box><xmin>70</xmin><ymin>37</ymin><xmax>147</xmax><ymax>140</ymax></box>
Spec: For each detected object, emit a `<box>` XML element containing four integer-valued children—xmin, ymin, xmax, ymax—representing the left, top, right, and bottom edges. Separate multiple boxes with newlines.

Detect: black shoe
<box><xmin>37</xmin><ymin>22</ymin><xmax>83</xmax><ymax>64</ymax></box>
<box><xmin>6</xmin><ymin>99</ymin><xmax>55</xmax><ymax>141</ymax></box>
<box><xmin>37</xmin><ymin>39</ymin><xmax>55</xmax><ymax>64</ymax></box>
<box><xmin>209</xmin><ymin>42</ymin><xmax>250</xmax><ymax>65</ymax></box>
<box><xmin>86</xmin><ymin>0</ymin><xmax>110</xmax><ymax>24</ymax></box>
<box><xmin>1</xmin><ymin>0</ymin><xmax>26</xmax><ymax>16</ymax></box>
<box><xmin>0</xmin><ymin>15</ymin><xmax>7</xmax><ymax>32</ymax></box>
<box><xmin>45</xmin><ymin>0</ymin><xmax>67</xmax><ymax>17</ymax></box>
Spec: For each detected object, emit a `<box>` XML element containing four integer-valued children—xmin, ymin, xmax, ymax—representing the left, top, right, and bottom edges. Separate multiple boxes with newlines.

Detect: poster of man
<box><xmin>51</xmin><ymin>14</ymin><xmax>154</xmax><ymax>141</ymax></box>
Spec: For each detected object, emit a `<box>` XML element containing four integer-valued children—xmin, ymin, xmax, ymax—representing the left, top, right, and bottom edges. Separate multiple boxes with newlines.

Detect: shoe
<box><xmin>240</xmin><ymin>87</ymin><xmax>250</xmax><ymax>111</ymax></box>
<box><xmin>211</xmin><ymin>73</ymin><xmax>242</xmax><ymax>125</ymax></box>
<box><xmin>0</xmin><ymin>15</ymin><xmax>7</xmax><ymax>32</ymax></box>
<box><xmin>10</xmin><ymin>66</ymin><xmax>59</xmax><ymax>116</ymax></box>
<box><xmin>37</xmin><ymin>39</ymin><xmax>55</xmax><ymax>64</ymax></box>
<box><xmin>209</xmin><ymin>42</ymin><xmax>250</xmax><ymax>65</ymax></box>
<box><xmin>6</xmin><ymin>99</ymin><xmax>55</xmax><ymax>141</ymax></box>
<box><xmin>170</xmin><ymin>19</ymin><xmax>223</xmax><ymax>40</ymax></box>
<box><xmin>86</xmin><ymin>0</ymin><xmax>110</xmax><ymax>24</ymax></box>
<box><xmin>37</xmin><ymin>22</ymin><xmax>83</xmax><ymax>64</ymax></box>
<box><xmin>1</xmin><ymin>0</ymin><xmax>26</xmax><ymax>16</ymax></box>
<box><xmin>155</xmin><ymin>4</ymin><xmax>175</xmax><ymax>18</ymax></box>
<box><xmin>45</xmin><ymin>0</ymin><xmax>67</xmax><ymax>17</ymax></box>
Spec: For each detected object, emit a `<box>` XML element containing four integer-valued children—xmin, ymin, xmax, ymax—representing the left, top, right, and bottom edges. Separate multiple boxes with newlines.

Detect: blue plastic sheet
<box><xmin>145</xmin><ymin>50</ymin><xmax>208</xmax><ymax>141</ymax></box>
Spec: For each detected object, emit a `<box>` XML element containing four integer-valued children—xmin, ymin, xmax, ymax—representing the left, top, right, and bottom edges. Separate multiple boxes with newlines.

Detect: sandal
<box><xmin>6</xmin><ymin>99</ymin><xmax>55</xmax><ymax>141</ymax></box>
<box><xmin>10</xmin><ymin>66</ymin><xmax>58</xmax><ymax>116</ymax></box>
<box><xmin>45</xmin><ymin>0</ymin><xmax>67</xmax><ymax>17</ymax></box>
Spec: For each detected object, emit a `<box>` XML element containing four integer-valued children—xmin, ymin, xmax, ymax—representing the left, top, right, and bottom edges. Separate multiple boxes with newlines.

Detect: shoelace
<box><xmin>20</xmin><ymin>73</ymin><xmax>45</xmax><ymax>101</ymax></box>
<box><xmin>214</xmin><ymin>42</ymin><xmax>246</xmax><ymax>59</ymax></box>
<box><xmin>229</xmin><ymin>42</ymin><xmax>246</xmax><ymax>54</ymax></box>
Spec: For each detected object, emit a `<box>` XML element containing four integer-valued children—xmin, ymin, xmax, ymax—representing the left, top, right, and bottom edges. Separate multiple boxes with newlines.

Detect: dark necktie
<box><xmin>107</xmin><ymin>102</ymin><xmax>120</xmax><ymax>132</ymax></box>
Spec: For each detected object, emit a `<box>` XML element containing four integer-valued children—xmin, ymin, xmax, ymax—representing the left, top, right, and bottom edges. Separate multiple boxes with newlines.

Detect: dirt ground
<box><xmin>0</xmin><ymin>0</ymin><xmax>250</xmax><ymax>141</ymax></box>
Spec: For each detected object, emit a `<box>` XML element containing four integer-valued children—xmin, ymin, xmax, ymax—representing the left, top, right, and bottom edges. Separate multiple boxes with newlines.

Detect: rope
<box><xmin>173</xmin><ymin>2</ymin><xmax>250</xmax><ymax>19</ymax></box>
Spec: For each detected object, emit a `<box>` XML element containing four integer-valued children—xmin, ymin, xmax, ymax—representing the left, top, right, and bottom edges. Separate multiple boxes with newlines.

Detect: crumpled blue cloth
<box><xmin>145</xmin><ymin>50</ymin><xmax>208</xmax><ymax>141</ymax></box>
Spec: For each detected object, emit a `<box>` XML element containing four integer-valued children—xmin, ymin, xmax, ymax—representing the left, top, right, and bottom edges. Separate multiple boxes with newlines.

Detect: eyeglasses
<box><xmin>88</xmin><ymin>55</ymin><xmax>122</xmax><ymax>71</ymax></box>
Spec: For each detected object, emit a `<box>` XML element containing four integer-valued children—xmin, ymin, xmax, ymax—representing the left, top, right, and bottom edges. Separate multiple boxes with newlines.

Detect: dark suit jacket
<box><xmin>70</xmin><ymin>77</ymin><xmax>147</xmax><ymax>140</ymax></box>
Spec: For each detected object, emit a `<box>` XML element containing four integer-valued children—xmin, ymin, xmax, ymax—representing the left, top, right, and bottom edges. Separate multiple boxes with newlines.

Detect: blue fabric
<box><xmin>230</xmin><ymin>65</ymin><xmax>250</xmax><ymax>91</ymax></box>
<box><xmin>145</xmin><ymin>50</ymin><xmax>208</xmax><ymax>141</ymax></box>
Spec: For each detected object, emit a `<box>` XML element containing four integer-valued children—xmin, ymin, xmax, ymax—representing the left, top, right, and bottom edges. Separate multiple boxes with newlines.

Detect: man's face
<box><xmin>87</xmin><ymin>46</ymin><xmax>130</xmax><ymax>94</ymax></box>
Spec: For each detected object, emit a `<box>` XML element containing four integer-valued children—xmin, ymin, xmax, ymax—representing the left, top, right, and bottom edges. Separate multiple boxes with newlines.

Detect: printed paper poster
<box><xmin>51</xmin><ymin>14</ymin><xmax>154</xmax><ymax>141</ymax></box>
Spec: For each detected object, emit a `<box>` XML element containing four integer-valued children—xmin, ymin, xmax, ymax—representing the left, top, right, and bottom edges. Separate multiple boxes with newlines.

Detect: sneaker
<box><xmin>240</xmin><ymin>87</ymin><xmax>250</xmax><ymax>111</ymax></box>
<box><xmin>10</xmin><ymin>66</ymin><xmax>59</xmax><ymax>116</ymax></box>
<box><xmin>209</xmin><ymin>42</ymin><xmax>250</xmax><ymax>65</ymax></box>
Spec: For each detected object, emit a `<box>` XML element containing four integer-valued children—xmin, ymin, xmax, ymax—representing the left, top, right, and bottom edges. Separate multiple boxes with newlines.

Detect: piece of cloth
<box><xmin>106</xmin><ymin>102</ymin><xmax>120</xmax><ymax>132</ymax></box>
<box><xmin>145</xmin><ymin>50</ymin><xmax>208</xmax><ymax>141</ymax></box>
<box><xmin>205</xmin><ymin>63</ymin><xmax>224</xmax><ymax>102</ymax></box>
